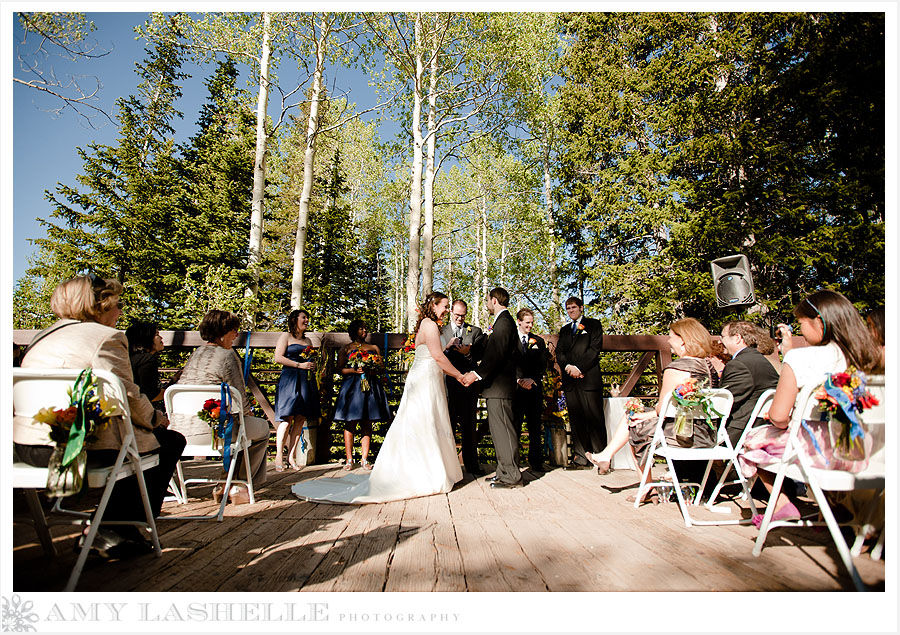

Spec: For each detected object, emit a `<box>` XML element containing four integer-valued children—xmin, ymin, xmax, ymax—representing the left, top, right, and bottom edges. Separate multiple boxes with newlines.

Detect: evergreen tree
<box><xmin>24</xmin><ymin>35</ymin><xmax>188</xmax><ymax>323</ymax></box>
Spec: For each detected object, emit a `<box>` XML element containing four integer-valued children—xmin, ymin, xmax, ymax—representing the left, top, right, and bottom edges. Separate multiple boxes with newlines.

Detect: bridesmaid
<box><xmin>334</xmin><ymin>319</ymin><xmax>392</xmax><ymax>470</ymax></box>
<box><xmin>273</xmin><ymin>309</ymin><xmax>320</xmax><ymax>471</ymax></box>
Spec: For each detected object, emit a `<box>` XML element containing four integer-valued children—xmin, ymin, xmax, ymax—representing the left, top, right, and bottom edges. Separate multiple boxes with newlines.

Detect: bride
<box><xmin>291</xmin><ymin>292</ymin><xmax>470</xmax><ymax>504</ymax></box>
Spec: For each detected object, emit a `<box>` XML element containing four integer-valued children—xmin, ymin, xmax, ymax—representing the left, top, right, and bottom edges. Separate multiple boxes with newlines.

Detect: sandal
<box><xmin>342</xmin><ymin>462</ymin><xmax>354</xmax><ymax>471</ymax></box>
<box><xmin>626</xmin><ymin>491</ymin><xmax>660</xmax><ymax>506</ymax></box>
<box><xmin>752</xmin><ymin>501</ymin><xmax>801</xmax><ymax>528</ymax></box>
<box><xmin>585</xmin><ymin>452</ymin><xmax>611</xmax><ymax>475</ymax></box>
<box><xmin>274</xmin><ymin>459</ymin><xmax>285</xmax><ymax>473</ymax></box>
<box><xmin>361</xmin><ymin>459</ymin><xmax>373</xmax><ymax>470</ymax></box>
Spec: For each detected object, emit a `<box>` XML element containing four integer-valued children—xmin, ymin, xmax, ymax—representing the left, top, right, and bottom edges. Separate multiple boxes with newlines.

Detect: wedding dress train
<box><xmin>291</xmin><ymin>345</ymin><xmax>463</xmax><ymax>503</ymax></box>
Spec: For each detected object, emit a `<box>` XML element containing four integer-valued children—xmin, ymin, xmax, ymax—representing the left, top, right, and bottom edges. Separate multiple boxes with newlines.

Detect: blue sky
<box><xmin>10</xmin><ymin>11</ymin><xmax>381</xmax><ymax>283</ymax></box>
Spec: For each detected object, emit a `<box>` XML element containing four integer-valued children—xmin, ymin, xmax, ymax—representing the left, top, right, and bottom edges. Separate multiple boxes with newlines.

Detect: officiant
<box><xmin>440</xmin><ymin>299</ymin><xmax>486</xmax><ymax>476</ymax></box>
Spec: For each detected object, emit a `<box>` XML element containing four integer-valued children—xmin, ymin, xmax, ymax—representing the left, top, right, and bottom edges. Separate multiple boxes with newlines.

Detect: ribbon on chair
<box><xmin>383</xmin><ymin>332</ymin><xmax>393</xmax><ymax>398</ymax></box>
<box><xmin>218</xmin><ymin>382</ymin><xmax>235</xmax><ymax>473</ymax></box>
<box><xmin>823</xmin><ymin>374</ymin><xmax>866</xmax><ymax>446</ymax></box>
<box><xmin>242</xmin><ymin>331</ymin><xmax>253</xmax><ymax>384</ymax></box>
<box><xmin>61</xmin><ymin>368</ymin><xmax>95</xmax><ymax>466</ymax></box>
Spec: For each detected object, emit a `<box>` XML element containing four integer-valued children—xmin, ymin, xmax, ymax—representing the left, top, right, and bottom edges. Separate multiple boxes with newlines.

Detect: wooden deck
<box><xmin>12</xmin><ymin>459</ymin><xmax>886</xmax><ymax>593</ymax></box>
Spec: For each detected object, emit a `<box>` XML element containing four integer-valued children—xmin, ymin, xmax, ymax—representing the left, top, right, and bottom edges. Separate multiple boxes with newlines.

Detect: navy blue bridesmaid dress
<box><xmin>275</xmin><ymin>343</ymin><xmax>321</xmax><ymax>421</ymax></box>
<box><xmin>333</xmin><ymin>368</ymin><xmax>393</xmax><ymax>423</ymax></box>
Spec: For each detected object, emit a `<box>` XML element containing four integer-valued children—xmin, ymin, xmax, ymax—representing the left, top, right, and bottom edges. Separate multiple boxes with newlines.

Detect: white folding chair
<box><xmin>751</xmin><ymin>377</ymin><xmax>886</xmax><ymax>591</ymax></box>
<box><xmin>705</xmin><ymin>389</ymin><xmax>777</xmax><ymax>504</ymax></box>
<box><xmin>633</xmin><ymin>388</ymin><xmax>745</xmax><ymax>528</ymax></box>
<box><xmin>12</xmin><ymin>368</ymin><xmax>162</xmax><ymax>592</ymax></box>
<box><xmin>162</xmin><ymin>384</ymin><xmax>255</xmax><ymax>521</ymax></box>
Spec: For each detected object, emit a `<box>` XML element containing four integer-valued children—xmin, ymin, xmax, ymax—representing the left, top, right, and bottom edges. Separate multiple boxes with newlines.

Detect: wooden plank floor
<box><xmin>11</xmin><ymin>459</ymin><xmax>886</xmax><ymax>592</ymax></box>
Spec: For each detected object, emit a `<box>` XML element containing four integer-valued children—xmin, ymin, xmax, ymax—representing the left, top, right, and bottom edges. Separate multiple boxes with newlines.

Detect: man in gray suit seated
<box><xmin>720</xmin><ymin>320</ymin><xmax>781</xmax><ymax>447</ymax></box>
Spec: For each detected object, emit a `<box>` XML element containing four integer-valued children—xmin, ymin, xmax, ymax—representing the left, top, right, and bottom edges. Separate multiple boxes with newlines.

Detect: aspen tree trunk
<box><xmin>472</xmin><ymin>204</ymin><xmax>481</xmax><ymax>328</ymax></box>
<box><xmin>245</xmin><ymin>12</ymin><xmax>272</xmax><ymax>317</ymax></box>
<box><xmin>290</xmin><ymin>17</ymin><xmax>329</xmax><ymax>309</ymax></box>
<box><xmin>542</xmin><ymin>136</ymin><xmax>561</xmax><ymax>330</ymax></box>
<box><xmin>421</xmin><ymin>30</ymin><xmax>438</xmax><ymax>296</ymax></box>
<box><xmin>405</xmin><ymin>12</ymin><xmax>425</xmax><ymax>331</ymax></box>
<box><xmin>480</xmin><ymin>194</ymin><xmax>489</xmax><ymax>324</ymax></box>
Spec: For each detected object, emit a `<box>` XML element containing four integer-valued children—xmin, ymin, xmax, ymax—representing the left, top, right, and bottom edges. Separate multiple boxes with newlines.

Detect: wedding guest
<box><xmin>738</xmin><ymin>290</ymin><xmax>882</xmax><ymax>526</ymax></box>
<box><xmin>334</xmin><ymin>319</ymin><xmax>392</xmax><ymax>470</ymax></box>
<box><xmin>14</xmin><ymin>274</ymin><xmax>185</xmax><ymax>558</ymax></box>
<box><xmin>866</xmin><ymin>307</ymin><xmax>885</xmax><ymax>371</ymax></box>
<box><xmin>440</xmin><ymin>299</ymin><xmax>486</xmax><ymax>475</ymax></box>
<box><xmin>272</xmin><ymin>309</ymin><xmax>320</xmax><ymax>472</ymax></box>
<box><xmin>556</xmin><ymin>296</ymin><xmax>606</xmax><ymax>469</ymax></box>
<box><xmin>169</xmin><ymin>310</ymin><xmax>270</xmax><ymax>504</ymax></box>
<box><xmin>513</xmin><ymin>308</ymin><xmax>549</xmax><ymax>472</ymax></box>
<box><xmin>755</xmin><ymin>326</ymin><xmax>782</xmax><ymax>373</ymax></box>
<box><xmin>708</xmin><ymin>339</ymin><xmax>731</xmax><ymax>379</ymax></box>
<box><xmin>586</xmin><ymin>318</ymin><xmax>719</xmax><ymax>503</ymax></box>
<box><xmin>126</xmin><ymin>321</ymin><xmax>182</xmax><ymax>404</ymax></box>
<box><xmin>719</xmin><ymin>321</ymin><xmax>780</xmax><ymax>447</ymax></box>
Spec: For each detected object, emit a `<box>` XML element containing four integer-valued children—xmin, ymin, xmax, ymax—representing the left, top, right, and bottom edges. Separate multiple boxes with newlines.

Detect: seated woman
<box><xmin>126</xmin><ymin>320</ymin><xmax>180</xmax><ymax>404</ymax></box>
<box><xmin>168</xmin><ymin>310</ymin><xmax>271</xmax><ymax>504</ymax></box>
<box><xmin>334</xmin><ymin>319</ymin><xmax>393</xmax><ymax>470</ymax></box>
<box><xmin>586</xmin><ymin>318</ymin><xmax>719</xmax><ymax>503</ymax></box>
<box><xmin>14</xmin><ymin>274</ymin><xmax>186</xmax><ymax>558</ymax></box>
<box><xmin>738</xmin><ymin>290</ymin><xmax>882</xmax><ymax>526</ymax></box>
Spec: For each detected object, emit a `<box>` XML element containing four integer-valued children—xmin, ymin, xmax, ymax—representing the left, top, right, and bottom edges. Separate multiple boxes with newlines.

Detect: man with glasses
<box><xmin>441</xmin><ymin>299</ymin><xmax>486</xmax><ymax>475</ymax></box>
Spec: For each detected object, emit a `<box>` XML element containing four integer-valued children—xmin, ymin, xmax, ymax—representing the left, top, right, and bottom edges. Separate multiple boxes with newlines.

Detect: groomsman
<box><xmin>463</xmin><ymin>288</ymin><xmax>522</xmax><ymax>488</ymax></box>
<box><xmin>441</xmin><ymin>299</ymin><xmax>486</xmax><ymax>475</ymax></box>
<box><xmin>555</xmin><ymin>296</ymin><xmax>606</xmax><ymax>469</ymax></box>
<box><xmin>513</xmin><ymin>308</ymin><xmax>549</xmax><ymax>472</ymax></box>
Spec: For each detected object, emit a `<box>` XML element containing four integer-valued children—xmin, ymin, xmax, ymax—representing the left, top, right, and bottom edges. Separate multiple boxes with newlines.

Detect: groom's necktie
<box><xmin>571</xmin><ymin>321</ymin><xmax>578</xmax><ymax>335</ymax></box>
<box><xmin>521</xmin><ymin>335</ymin><xmax>528</xmax><ymax>353</ymax></box>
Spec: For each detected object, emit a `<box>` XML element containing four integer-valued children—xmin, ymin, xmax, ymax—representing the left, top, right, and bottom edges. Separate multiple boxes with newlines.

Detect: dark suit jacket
<box><xmin>516</xmin><ymin>333</ymin><xmax>548</xmax><ymax>384</ymax></box>
<box><xmin>720</xmin><ymin>347</ymin><xmax>780</xmax><ymax>436</ymax></box>
<box><xmin>477</xmin><ymin>309</ymin><xmax>518</xmax><ymax>399</ymax></box>
<box><xmin>556</xmin><ymin>316</ymin><xmax>604</xmax><ymax>391</ymax></box>
<box><xmin>440</xmin><ymin>322</ymin><xmax>485</xmax><ymax>374</ymax></box>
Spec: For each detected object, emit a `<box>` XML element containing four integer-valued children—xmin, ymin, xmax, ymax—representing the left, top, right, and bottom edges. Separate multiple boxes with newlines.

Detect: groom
<box><xmin>463</xmin><ymin>287</ymin><xmax>523</xmax><ymax>489</ymax></box>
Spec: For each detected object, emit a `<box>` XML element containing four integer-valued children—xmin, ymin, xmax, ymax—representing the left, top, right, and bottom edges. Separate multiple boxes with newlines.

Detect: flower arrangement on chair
<box><xmin>814</xmin><ymin>367</ymin><xmax>879</xmax><ymax>461</ymax></box>
<box><xmin>670</xmin><ymin>378</ymin><xmax>721</xmax><ymax>446</ymax></box>
<box><xmin>197</xmin><ymin>398</ymin><xmax>227</xmax><ymax>450</ymax></box>
<box><xmin>32</xmin><ymin>369</ymin><xmax>121</xmax><ymax>497</ymax></box>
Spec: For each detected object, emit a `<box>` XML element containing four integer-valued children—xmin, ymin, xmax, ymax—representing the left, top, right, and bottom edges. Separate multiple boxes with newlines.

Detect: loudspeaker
<box><xmin>710</xmin><ymin>254</ymin><xmax>755</xmax><ymax>308</ymax></box>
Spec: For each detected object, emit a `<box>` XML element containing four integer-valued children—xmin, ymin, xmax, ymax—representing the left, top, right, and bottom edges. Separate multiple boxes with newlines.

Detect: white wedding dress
<box><xmin>291</xmin><ymin>344</ymin><xmax>463</xmax><ymax>504</ymax></box>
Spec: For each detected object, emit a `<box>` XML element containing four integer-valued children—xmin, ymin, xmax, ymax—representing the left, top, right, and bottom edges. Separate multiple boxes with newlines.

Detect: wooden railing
<box><xmin>13</xmin><ymin>329</ymin><xmax>675</xmax><ymax>463</ymax></box>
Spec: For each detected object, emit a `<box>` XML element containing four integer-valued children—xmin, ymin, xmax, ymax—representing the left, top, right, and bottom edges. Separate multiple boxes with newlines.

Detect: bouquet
<box><xmin>670</xmin><ymin>378</ymin><xmax>721</xmax><ymax>445</ymax></box>
<box><xmin>814</xmin><ymin>367</ymin><xmax>879</xmax><ymax>461</ymax></box>
<box><xmin>32</xmin><ymin>369</ymin><xmax>121</xmax><ymax>497</ymax></box>
<box><xmin>295</xmin><ymin>345</ymin><xmax>317</xmax><ymax>363</ymax></box>
<box><xmin>402</xmin><ymin>333</ymin><xmax>416</xmax><ymax>365</ymax></box>
<box><xmin>348</xmin><ymin>346</ymin><xmax>383</xmax><ymax>391</ymax></box>
<box><xmin>624</xmin><ymin>397</ymin><xmax>644</xmax><ymax>418</ymax></box>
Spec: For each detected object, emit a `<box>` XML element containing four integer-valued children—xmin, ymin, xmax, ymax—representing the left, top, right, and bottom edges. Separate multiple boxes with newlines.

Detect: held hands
<box><xmin>458</xmin><ymin>371</ymin><xmax>477</xmax><ymax>387</ymax></box>
<box><xmin>565</xmin><ymin>364</ymin><xmax>584</xmax><ymax>379</ymax></box>
<box><xmin>517</xmin><ymin>378</ymin><xmax>536</xmax><ymax>390</ymax></box>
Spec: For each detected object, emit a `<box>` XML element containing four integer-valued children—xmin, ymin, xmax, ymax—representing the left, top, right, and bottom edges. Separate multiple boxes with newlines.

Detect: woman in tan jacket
<box><xmin>15</xmin><ymin>274</ymin><xmax>185</xmax><ymax>558</ymax></box>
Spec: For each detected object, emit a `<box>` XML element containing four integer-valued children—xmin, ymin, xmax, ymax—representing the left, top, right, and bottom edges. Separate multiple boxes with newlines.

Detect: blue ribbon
<box><xmin>801</xmin><ymin>420</ymin><xmax>829</xmax><ymax>466</ymax></box>
<box><xmin>383</xmin><ymin>333</ymin><xmax>393</xmax><ymax>397</ymax></box>
<box><xmin>823</xmin><ymin>375</ymin><xmax>865</xmax><ymax>443</ymax></box>
<box><xmin>218</xmin><ymin>382</ymin><xmax>235</xmax><ymax>473</ymax></box>
<box><xmin>242</xmin><ymin>331</ymin><xmax>253</xmax><ymax>384</ymax></box>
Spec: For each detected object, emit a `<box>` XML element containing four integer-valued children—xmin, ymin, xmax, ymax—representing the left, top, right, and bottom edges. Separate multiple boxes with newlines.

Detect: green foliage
<box><xmin>556</xmin><ymin>12</ymin><xmax>885</xmax><ymax>334</ymax></box>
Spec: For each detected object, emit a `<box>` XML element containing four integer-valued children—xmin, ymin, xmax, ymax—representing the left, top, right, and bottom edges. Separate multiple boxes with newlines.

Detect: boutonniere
<box><xmin>485</xmin><ymin>326</ymin><xmax>492</xmax><ymax>337</ymax></box>
<box><xmin>576</xmin><ymin>323</ymin><xmax>586</xmax><ymax>335</ymax></box>
<box><xmin>466</xmin><ymin>325</ymin><xmax>472</xmax><ymax>334</ymax></box>
<box><xmin>528</xmin><ymin>337</ymin><xmax>539</xmax><ymax>349</ymax></box>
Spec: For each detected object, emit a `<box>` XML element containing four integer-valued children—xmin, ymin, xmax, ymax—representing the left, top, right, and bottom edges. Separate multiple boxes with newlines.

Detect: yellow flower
<box><xmin>32</xmin><ymin>407</ymin><xmax>58</xmax><ymax>425</ymax></box>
